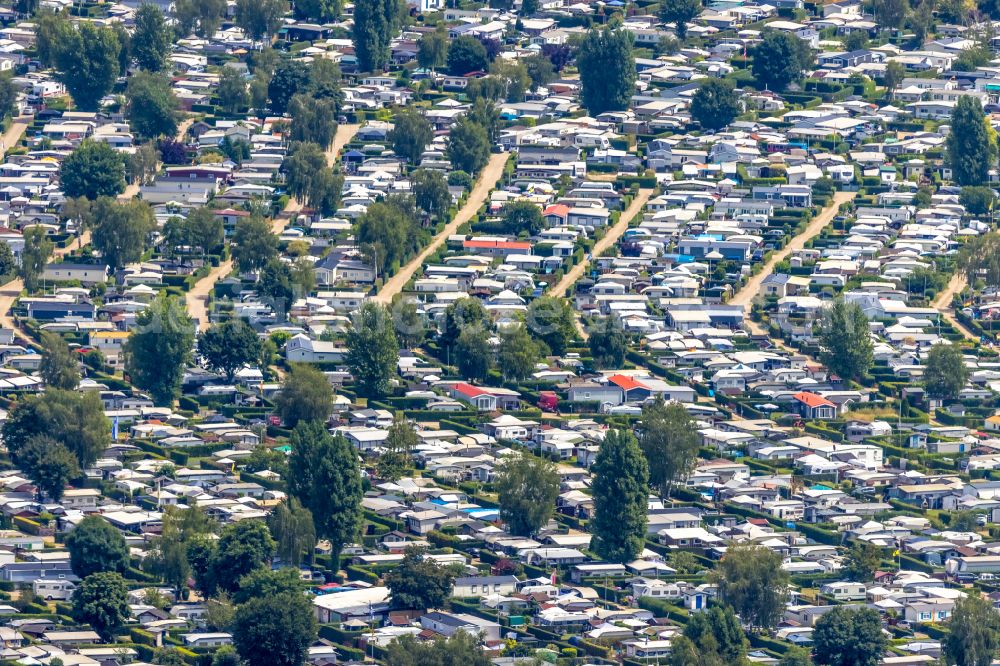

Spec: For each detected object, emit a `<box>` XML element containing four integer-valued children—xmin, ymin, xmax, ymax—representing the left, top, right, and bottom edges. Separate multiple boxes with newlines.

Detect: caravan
<box><xmin>33</xmin><ymin>578</ymin><xmax>76</xmax><ymax>601</ymax></box>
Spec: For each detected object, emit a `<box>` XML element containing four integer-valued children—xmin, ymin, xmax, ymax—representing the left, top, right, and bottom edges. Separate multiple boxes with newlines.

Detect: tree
<box><xmin>126</xmin><ymin>72</ymin><xmax>179</xmax><ymax>141</ymax></box>
<box><xmin>217</xmin><ymin>66</ymin><xmax>249</xmax><ymax>114</ymax></box>
<box><xmin>39</xmin><ymin>331</ymin><xmax>79</xmax><ymax>390</ymax></box>
<box><xmin>385</xmin><ymin>546</ymin><xmax>461</xmax><ymax>610</ymax></box>
<box><xmin>389</xmin><ymin>109</ymin><xmax>433</xmax><ymax>163</ymax></box>
<box><xmin>274</xmin><ymin>364</ymin><xmax>334</xmax><ymax>427</ymax></box>
<box><xmin>60</xmin><ymin>140</ymin><xmax>126</xmax><ymax>200</ymax></box>
<box><xmin>289</xmin><ymin>94</ymin><xmax>337</xmax><ymax>147</ymax></box>
<box><xmin>72</xmin><ymin>573</ymin><xmax>129</xmax><ymax>642</ymax></box>
<box><xmin>287</xmin><ymin>421</ymin><xmax>363</xmax><ymax>565</ymax></box>
<box><xmin>378</xmin><ymin>416</ymin><xmax>416</xmax><ymax>481</ymax></box>
<box><xmin>883</xmin><ymin>60</ymin><xmax>905</xmax><ymax>95</ymax></box>
<box><xmin>124</xmin><ymin>294</ymin><xmax>195</xmax><ymax>405</ymax></box>
<box><xmin>212</xmin><ymin>646</ymin><xmax>242</xmax><ymax>666</ymax></box>
<box><xmin>590</xmin><ymin>429</ymin><xmax>648</xmax><ymax>562</ymax></box>
<box><xmin>714</xmin><ymin>542</ymin><xmax>790</xmax><ymax>631</ymax></box>
<box><xmin>639</xmin><ymin>396</ymin><xmax>699</xmax><ymax>498</ymax></box>
<box><xmin>352</xmin><ymin>0</ymin><xmax>402</xmax><ymax>72</ymax></box>
<box><xmin>495</xmin><ymin>453</ymin><xmax>559</xmax><ymax>536</ymax></box>
<box><xmin>440</xmin><ymin>297</ymin><xmax>489</xmax><ymax>349</ymax></box>
<box><xmin>295</xmin><ymin>0</ymin><xmax>340</xmax><ymax>22</ymax></box>
<box><xmin>18</xmin><ymin>435</ymin><xmax>79</xmax><ymax>501</ymax></box>
<box><xmin>0</xmin><ymin>241</ymin><xmax>14</xmax><ymax>280</ymax></box>
<box><xmin>447</xmin><ymin>117</ymin><xmax>490</xmax><ymax>174</ymax></box>
<box><xmin>357</xmin><ymin>195</ymin><xmax>422</xmax><ymax>273</ymax></box>
<box><xmin>89</xmin><ymin>197</ymin><xmax>156</xmax><ymax>271</ymax></box>
<box><xmin>817</xmin><ymin>299</ymin><xmax>873</xmax><ymax>381</ymax></box>
<box><xmin>233</xmin><ymin>591</ymin><xmax>317</xmax><ymax>666</ymax></box>
<box><xmin>384</xmin><ymin>633</ymin><xmax>492</xmax><ymax>666</ymax></box>
<box><xmin>525</xmin><ymin>296</ymin><xmax>576</xmax><ymax>355</ymax></box>
<box><xmin>589</xmin><ymin>315</ymin><xmax>627</xmax><ymax>369</ymax></box>
<box><xmin>132</xmin><ymin>4</ymin><xmax>172</xmax><ymax>71</ymax></box>
<box><xmin>52</xmin><ymin>21</ymin><xmax>120</xmax><ymax>110</ymax></box>
<box><xmin>447</xmin><ymin>35</ymin><xmax>489</xmax><ymax>76</ymax></box>
<box><xmin>65</xmin><ymin>515</ymin><xmax>129</xmax><ymax>578</ymax></box>
<box><xmin>19</xmin><ymin>227</ymin><xmax>52</xmax><ymax>293</ymax></box>
<box><xmin>268</xmin><ymin>498</ymin><xmax>316</xmax><ymax>567</ymax></box>
<box><xmin>780</xmin><ymin>647</ymin><xmax>814</xmax><ymax>666</ymax></box>
<box><xmin>497</xmin><ymin>324</ymin><xmax>544</xmax><ymax>381</ymax></box>
<box><xmin>232</xmin><ymin>215</ymin><xmax>278</xmax><ymax>273</ymax></box>
<box><xmin>948</xmin><ymin>95</ymin><xmax>997</xmax><ymax>186</ymax></box>
<box><xmin>0</xmin><ymin>72</ymin><xmax>16</xmax><ymax>122</ymax></box>
<box><xmin>233</xmin><ymin>567</ymin><xmax>302</xmax><ymax>605</ymax></box>
<box><xmin>174</xmin><ymin>0</ymin><xmax>227</xmax><ymax>38</ymax></box>
<box><xmin>960</xmin><ymin>186</ymin><xmax>996</xmax><ymax>216</ymax></box>
<box><xmin>235</xmin><ymin>0</ymin><xmax>286</xmax><ymax>42</ymax></box>
<box><xmin>813</xmin><ymin>606</ymin><xmax>887</xmax><ymax>666</ymax></box>
<box><xmin>267</xmin><ymin>60</ymin><xmax>310</xmax><ymax>115</ymax></box>
<box><xmin>577</xmin><ymin>27</ymin><xmax>636</xmax><ymax>115</ymax></box>
<box><xmin>345</xmin><ymin>301</ymin><xmax>399</xmax><ymax>398</ymax></box>
<box><xmin>212</xmin><ymin>519</ymin><xmax>275</xmax><ymax>594</ymax></box>
<box><xmin>2</xmin><ymin>389</ymin><xmax>110</xmax><ymax>470</ymax></box>
<box><xmin>411</xmin><ymin>169</ymin><xmax>451</xmax><ymax>218</ymax></box>
<box><xmin>943</xmin><ymin>594</ymin><xmax>1000</xmax><ymax>666</ymax></box>
<box><xmin>524</xmin><ymin>53</ymin><xmax>554</xmax><ymax>90</ymax></box>
<box><xmin>923</xmin><ymin>342</ymin><xmax>969</xmax><ymax>401</ymax></box>
<box><xmin>684</xmin><ymin>605</ymin><xmax>747</xmax><ymax>664</ymax></box>
<box><xmin>690</xmin><ymin>78</ymin><xmax>741</xmax><ymax>131</ymax></box>
<box><xmin>841</xmin><ymin>541</ymin><xmax>882</xmax><ymax>582</ymax></box>
<box><xmin>874</xmin><ymin>0</ymin><xmax>909</xmax><ymax>29</ymax></box>
<box><xmin>198</xmin><ymin>318</ymin><xmax>263</xmax><ymax>381</ymax></box>
<box><xmin>659</xmin><ymin>0</ymin><xmax>701</xmax><ymax>40</ymax></box>
<box><xmin>951</xmin><ymin>510</ymin><xmax>980</xmax><ymax>532</ymax></box>
<box><xmin>418</xmin><ymin>27</ymin><xmax>449</xmax><ymax>70</ymax></box>
<box><xmin>500</xmin><ymin>200</ymin><xmax>544</xmax><ymax>236</ymax></box>
<box><xmin>752</xmin><ymin>30</ymin><xmax>812</xmax><ymax>91</ymax></box>
<box><xmin>455</xmin><ymin>327</ymin><xmax>492</xmax><ymax>381</ymax></box>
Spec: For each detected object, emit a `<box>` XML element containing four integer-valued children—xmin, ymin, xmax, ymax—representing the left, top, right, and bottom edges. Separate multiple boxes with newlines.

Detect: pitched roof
<box><xmin>607</xmin><ymin>374</ymin><xmax>649</xmax><ymax>391</ymax></box>
<box><xmin>793</xmin><ymin>391</ymin><xmax>835</xmax><ymax>408</ymax></box>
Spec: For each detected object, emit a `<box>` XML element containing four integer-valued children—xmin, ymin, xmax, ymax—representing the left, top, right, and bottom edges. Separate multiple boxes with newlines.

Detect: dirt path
<box><xmin>373</xmin><ymin>151</ymin><xmax>509</xmax><ymax>304</ymax></box>
<box><xmin>933</xmin><ymin>272</ymin><xmax>976</xmax><ymax>341</ymax></box>
<box><xmin>548</xmin><ymin>188</ymin><xmax>655</xmax><ymax>299</ymax></box>
<box><xmin>187</xmin><ymin>123</ymin><xmax>360</xmax><ymax>330</ymax></box>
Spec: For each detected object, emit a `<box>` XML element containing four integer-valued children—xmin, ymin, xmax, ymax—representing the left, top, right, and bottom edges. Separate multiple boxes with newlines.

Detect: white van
<box><xmin>33</xmin><ymin>578</ymin><xmax>76</xmax><ymax>601</ymax></box>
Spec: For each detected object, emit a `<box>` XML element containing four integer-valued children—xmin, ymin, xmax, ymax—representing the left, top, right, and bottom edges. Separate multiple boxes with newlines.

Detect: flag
<box><xmin>551</xmin><ymin>569</ymin><xmax>557</xmax><ymax>586</ymax></box>
<box><xmin>112</xmin><ymin>416</ymin><xmax>119</xmax><ymax>440</ymax></box>
<box><xmin>892</xmin><ymin>549</ymin><xmax>900</xmax><ymax>557</ymax></box>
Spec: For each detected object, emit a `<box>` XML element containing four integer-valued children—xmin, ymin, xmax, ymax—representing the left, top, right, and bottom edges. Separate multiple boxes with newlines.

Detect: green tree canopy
<box><xmin>19</xmin><ymin>227</ymin><xmax>52</xmax><ymax>293</ymax></box>
<box><xmin>126</xmin><ymin>71</ymin><xmax>179</xmax><ymax>140</ymax></box>
<box><xmin>943</xmin><ymin>594</ymin><xmax>1000</xmax><ymax>666</ymax></box>
<box><xmin>447</xmin><ymin>35</ymin><xmax>489</xmax><ymax>76</ymax></box>
<box><xmin>232</xmin><ymin>590</ymin><xmax>318</xmax><ymax>666</ymax></box>
<box><xmin>959</xmin><ymin>186</ymin><xmax>996</xmax><ymax>216</ymax></box>
<box><xmin>72</xmin><ymin>572</ymin><xmax>129</xmax><ymax>642</ymax></box>
<box><xmin>659</xmin><ymin>0</ymin><xmax>701</xmax><ymax>39</ymax></box>
<box><xmin>232</xmin><ymin>215</ymin><xmax>279</xmax><ymax>273</ymax></box>
<box><xmin>267</xmin><ymin>498</ymin><xmax>316</xmax><ymax>567</ymax></box>
<box><xmin>447</xmin><ymin>116</ymin><xmax>491</xmax><ymax>174</ymax></box>
<box><xmin>417</xmin><ymin>27</ymin><xmax>449</xmax><ymax>69</ymax></box>
<box><xmin>212</xmin><ymin>519</ymin><xmax>275</xmax><ymax>594</ymax></box>
<box><xmin>345</xmin><ymin>301</ymin><xmax>399</xmax><ymax>399</ymax></box>
<box><xmin>287</xmin><ymin>421</ymin><xmax>362</xmax><ymax>563</ymax></box>
<box><xmin>18</xmin><ymin>435</ymin><xmax>79</xmax><ymax>501</ymax></box>
<box><xmin>385</xmin><ymin>546</ymin><xmax>462</xmax><ymax>610</ymax></box>
<box><xmin>499</xmin><ymin>200</ymin><xmax>544</xmax><ymax>236</ymax></box>
<box><xmin>948</xmin><ymin>95</ymin><xmax>997</xmax><ymax>186</ymax></box>
<box><xmin>752</xmin><ymin>30</ymin><xmax>813</xmax><ymax>91</ymax></box>
<box><xmin>923</xmin><ymin>342</ymin><xmax>969</xmax><ymax>401</ymax></box>
<box><xmin>495</xmin><ymin>453</ymin><xmax>559</xmax><ymax>536</ymax></box>
<box><xmin>88</xmin><ymin>197</ymin><xmax>156</xmax><ymax>271</ymax></box>
<box><xmin>813</xmin><ymin>606</ymin><xmax>887</xmax><ymax>666</ymax></box>
<box><xmin>690</xmin><ymin>78</ymin><xmax>741</xmax><ymax>131</ymax></box>
<box><xmin>841</xmin><ymin>542</ymin><xmax>883</xmax><ymax>582</ymax></box>
<box><xmin>497</xmin><ymin>323</ymin><xmax>545</xmax><ymax>381</ymax></box>
<box><xmin>455</xmin><ymin>327</ymin><xmax>493</xmax><ymax>381</ymax></box>
<box><xmin>52</xmin><ymin>20</ymin><xmax>120</xmax><ymax>110</ymax></box>
<box><xmin>132</xmin><ymin>4</ymin><xmax>172</xmax><ymax>71</ymax></box>
<box><xmin>411</xmin><ymin>168</ymin><xmax>451</xmax><ymax>219</ymax></box>
<box><xmin>377</xmin><ymin>415</ymin><xmax>417</xmax><ymax>481</ymax></box>
<box><xmin>2</xmin><ymin>388</ymin><xmax>110</xmax><ymax>470</ymax></box>
<box><xmin>352</xmin><ymin>0</ymin><xmax>402</xmax><ymax>72</ymax></box>
<box><xmin>198</xmin><ymin>318</ymin><xmax>263</xmax><ymax>381</ymax></box>
<box><xmin>639</xmin><ymin>396</ymin><xmax>699</xmax><ymax>498</ymax></box>
<box><xmin>817</xmin><ymin>299</ymin><xmax>873</xmax><ymax>381</ymax></box>
<box><xmin>714</xmin><ymin>542</ymin><xmax>790</xmax><ymax>631</ymax></box>
<box><xmin>591</xmin><ymin>429</ymin><xmax>649</xmax><ymax>562</ymax></box>
<box><xmin>274</xmin><ymin>364</ymin><xmax>334</xmax><ymax>427</ymax></box>
<box><xmin>66</xmin><ymin>515</ymin><xmax>129</xmax><ymax>578</ymax></box>
<box><xmin>39</xmin><ymin>330</ymin><xmax>79</xmax><ymax>390</ymax></box>
<box><xmin>384</xmin><ymin>633</ymin><xmax>491</xmax><ymax>666</ymax></box>
<box><xmin>525</xmin><ymin>296</ymin><xmax>576</xmax><ymax>355</ymax></box>
<box><xmin>60</xmin><ymin>140</ymin><xmax>126</xmax><ymax>200</ymax></box>
<box><xmin>235</xmin><ymin>0</ymin><xmax>286</xmax><ymax>41</ymax></box>
<box><xmin>390</xmin><ymin>108</ymin><xmax>433</xmax><ymax>163</ymax></box>
<box><xmin>124</xmin><ymin>294</ymin><xmax>195</xmax><ymax>405</ymax></box>
<box><xmin>589</xmin><ymin>315</ymin><xmax>628</xmax><ymax>369</ymax></box>
<box><xmin>577</xmin><ymin>27</ymin><xmax>637</xmax><ymax>115</ymax></box>
<box><xmin>174</xmin><ymin>0</ymin><xmax>227</xmax><ymax>38</ymax></box>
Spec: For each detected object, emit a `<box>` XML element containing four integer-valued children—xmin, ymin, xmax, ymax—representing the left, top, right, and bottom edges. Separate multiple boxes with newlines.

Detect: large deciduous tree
<box><xmin>817</xmin><ymin>299</ymin><xmax>873</xmax><ymax>382</ymax></box>
<box><xmin>659</xmin><ymin>0</ymin><xmax>701</xmax><ymax>40</ymax></box>
<box><xmin>132</xmin><ymin>4</ymin><xmax>172</xmax><ymax>72</ymax></box>
<box><xmin>124</xmin><ymin>294</ymin><xmax>195</xmax><ymax>405</ymax></box>
<box><xmin>690</xmin><ymin>78</ymin><xmax>741</xmax><ymax>131</ymax></box>
<box><xmin>88</xmin><ymin>197</ymin><xmax>156</xmax><ymax>272</ymax></box>
<box><xmin>60</xmin><ymin>140</ymin><xmax>126</xmax><ymax>200</ymax></box>
<box><xmin>65</xmin><ymin>515</ymin><xmax>129</xmax><ymax>578</ymax></box>
<box><xmin>923</xmin><ymin>342</ymin><xmax>969</xmax><ymax>401</ymax></box>
<box><xmin>752</xmin><ymin>30</ymin><xmax>813</xmax><ymax>91</ymax></box>
<box><xmin>72</xmin><ymin>572</ymin><xmax>129</xmax><ymax>642</ymax></box>
<box><xmin>714</xmin><ymin>542</ymin><xmax>790</xmax><ymax>631</ymax></box>
<box><xmin>813</xmin><ymin>606</ymin><xmax>888</xmax><ymax>666</ymax></box>
<box><xmin>639</xmin><ymin>396</ymin><xmax>699</xmax><ymax>498</ymax></box>
<box><xmin>126</xmin><ymin>72</ymin><xmax>179</xmax><ymax>141</ymax></box>
<box><xmin>352</xmin><ymin>0</ymin><xmax>402</xmax><ymax>72</ymax></box>
<box><xmin>345</xmin><ymin>301</ymin><xmax>399</xmax><ymax>399</ymax></box>
<box><xmin>576</xmin><ymin>27</ymin><xmax>637</xmax><ymax>115</ymax></box>
<box><xmin>495</xmin><ymin>453</ymin><xmax>559</xmax><ymax>536</ymax></box>
<box><xmin>389</xmin><ymin>108</ymin><xmax>433</xmax><ymax>163</ymax></box>
<box><xmin>274</xmin><ymin>364</ymin><xmax>334</xmax><ymax>427</ymax></box>
<box><xmin>385</xmin><ymin>546</ymin><xmax>461</xmax><ymax>610</ymax></box>
<box><xmin>948</xmin><ymin>95</ymin><xmax>997</xmax><ymax>186</ymax></box>
<box><xmin>590</xmin><ymin>429</ymin><xmax>648</xmax><ymax>563</ymax></box>
<box><xmin>943</xmin><ymin>594</ymin><xmax>1000</xmax><ymax>666</ymax></box>
<box><xmin>198</xmin><ymin>318</ymin><xmax>263</xmax><ymax>381</ymax></box>
<box><xmin>287</xmin><ymin>421</ymin><xmax>362</xmax><ymax>566</ymax></box>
